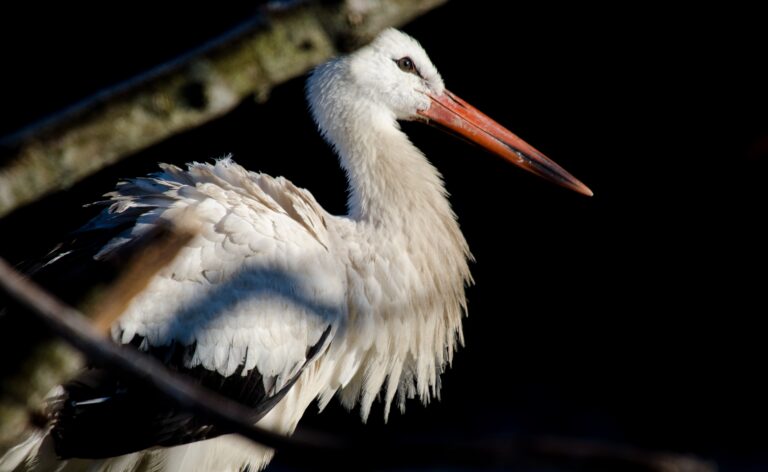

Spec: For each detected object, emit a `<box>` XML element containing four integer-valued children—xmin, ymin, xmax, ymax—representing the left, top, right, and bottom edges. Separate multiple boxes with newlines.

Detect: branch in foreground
<box><xmin>0</xmin><ymin>257</ymin><xmax>717</xmax><ymax>471</ymax></box>
<box><xmin>0</xmin><ymin>221</ymin><xmax>196</xmax><ymax>445</ymax></box>
<box><xmin>0</xmin><ymin>0</ymin><xmax>448</xmax><ymax>218</ymax></box>
<box><xmin>85</xmin><ymin>223</ymin><xmax>196</xmax><ymax>335</ymax></box>
<box><xmin>0</xmin><ymin>257</ymin><xmax>338</xmax><ymax>456</ymax></box>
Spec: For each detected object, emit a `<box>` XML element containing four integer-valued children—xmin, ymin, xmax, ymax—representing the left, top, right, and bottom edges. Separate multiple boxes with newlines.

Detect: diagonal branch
<box><xmin>0</xmin><ymin>256</ymin><xmax>343</xmax><ymax>457</ymax></box>
<box><xmin>0</xmin><ymin>0</ymin><xmax>448</xmax><ymax>218</ymax></box>
<box><xmin>0</xmin><ymin>256</ymin><xmax>717</xmax><ymax>471</ymax></box>
<box><xmin>84</xmin><ymin>223</ymin><xmax>196</xmax><ymax>335</ymax></box>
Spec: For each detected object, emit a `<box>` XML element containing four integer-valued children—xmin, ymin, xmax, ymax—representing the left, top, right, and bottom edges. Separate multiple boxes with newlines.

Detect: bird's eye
<box><xmin>395</xmin><ymin>57</ymin><xmax>418</xmax><ymax>75</ymax></box>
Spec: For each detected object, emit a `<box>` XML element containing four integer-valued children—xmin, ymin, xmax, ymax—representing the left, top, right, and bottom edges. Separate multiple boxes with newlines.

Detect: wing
<box><xmin>48</xmin><ymin>158</ymin><xmax>347</xmax><ymax>458</ymax></box>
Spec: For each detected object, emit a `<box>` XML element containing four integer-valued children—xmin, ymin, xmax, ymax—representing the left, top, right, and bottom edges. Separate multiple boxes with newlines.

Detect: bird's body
<box><xmin>1</xmin><ymin>29</ymin><xmax>589</xmax><ymax>472</ymax></box>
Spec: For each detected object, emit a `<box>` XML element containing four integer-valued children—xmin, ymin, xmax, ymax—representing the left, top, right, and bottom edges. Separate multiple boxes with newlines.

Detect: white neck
<box><xmin>308</xmin><ymin>60</ymin><xmax>453</xmax><ymax>227</ymax></box>
<box><xmin>307</xmin><ymin>60</ymin><xmax>473</xmax><ymax>420</ymax></box>
<box><xmin>330</xmin><ymin>109</ymin><xmax>475</xmax><ymax>418</ymax></box>
<box><xmin>336</xmin><ymin>113</ymin><xmax>448</xmax><ymax>225</ymax></box>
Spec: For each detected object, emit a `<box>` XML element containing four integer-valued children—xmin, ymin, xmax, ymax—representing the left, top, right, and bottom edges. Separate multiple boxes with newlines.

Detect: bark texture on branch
<box><xmin>0</xmin><ymin>0</ymin><xmax>447</xmax><ymax>218</ymax></box>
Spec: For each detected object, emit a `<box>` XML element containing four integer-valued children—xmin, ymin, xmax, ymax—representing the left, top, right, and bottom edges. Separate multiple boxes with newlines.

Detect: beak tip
<box><xmin>574</xmin><ymin>183</ymin><xmax>594</xmax><ymax>197</ymax></box>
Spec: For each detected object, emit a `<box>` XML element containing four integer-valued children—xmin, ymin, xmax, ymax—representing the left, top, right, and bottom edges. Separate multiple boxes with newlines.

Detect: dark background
<box><xmin>1</xmin><ymin>2</ymin><xmax>766</xmax><ymax>470</ymax></box>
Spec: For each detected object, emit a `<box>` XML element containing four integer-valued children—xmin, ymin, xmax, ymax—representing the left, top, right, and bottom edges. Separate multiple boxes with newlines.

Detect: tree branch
<box><xmin>0</xmin><ymin>221</ymin><xmax>195</xmax><ymax>445</ymax></box>
<box><xmin>84</xmin><ymin>223</ymin><xmax>196</xmax><ymax>335</ymax></box>
<box><xmin>0</xmin><ymin>257</ymin><xmax>339</xmax><ymax>455</ymax></box>
<box><xmin>0</xmin><ymin>256</ymin><xmax>717</xmax><ymax>471</ymax></box>
<box><xmin>0</xmin><ymin>0</ymin><xmax>447</xmax><ymax>218</ymax></box>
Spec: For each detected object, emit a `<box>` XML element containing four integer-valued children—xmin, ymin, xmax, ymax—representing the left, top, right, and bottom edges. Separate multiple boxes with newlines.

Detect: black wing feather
<box><xmin>52</xmin><ymin>327</ymin><xmax>331</xmax><ymax>459</ymax></box>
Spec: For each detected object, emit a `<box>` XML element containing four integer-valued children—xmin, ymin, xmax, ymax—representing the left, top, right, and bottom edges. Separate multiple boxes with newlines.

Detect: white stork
<box><xmin>0</xmin><ymin>28</ymin><xmax>591</xmax><ymax>472</ymax></box>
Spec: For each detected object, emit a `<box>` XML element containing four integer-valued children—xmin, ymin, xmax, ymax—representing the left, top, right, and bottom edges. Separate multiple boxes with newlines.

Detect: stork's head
<box><xmin>308</xmin><ymin>29</ymin><xmax>442</xmax><ymax>128</ymax></box>
<box><xmin>343</xmin><ymin>28</ymin><xmax>445</xmax><ymax>120</ymax></box>
<box><xmin>308</xmin><ymin>29</ymin><xmax>592</xmax><ymax>196</ymax></box>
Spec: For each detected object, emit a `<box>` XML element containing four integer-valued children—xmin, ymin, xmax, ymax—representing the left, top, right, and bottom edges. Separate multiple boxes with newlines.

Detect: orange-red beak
<box><xmin>418</xmin><ymin>90</ymin><xmax>593</xmax><ymax>197</ymax></box>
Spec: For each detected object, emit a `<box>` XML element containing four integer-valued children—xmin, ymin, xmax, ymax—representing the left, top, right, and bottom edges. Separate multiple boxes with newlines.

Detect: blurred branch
<box><xmin>0</xmin><ymin>0</ymin><xmax>447</xmax><ymax>218</ymax></box>
<box><xmin>0</xmin><ymin>222</ymin><xmax>193</xmax><ymax>445</ymax></box>
<box><xmin>0</xmin><ymin>325</ymin><xmax>81</xmax><ymax>446</ymax></box>
<box><xmin>0</xmin><ymin>256</ymin><xmax>338</xmax><ymax>456</ymax></box>
<box><xmin>0</xmin><ymin>256</ymin><xmax>716</xmax><ymax>471</ymax></box>
<box><xmin>85</xmin><ymin>224</ymin><xmax>195</xmax><ymax>335</ymax></box>
<box><xmin>526</xmin><ymin>435</ymin><xmax>717</xmax><ymax>472</ymax></box>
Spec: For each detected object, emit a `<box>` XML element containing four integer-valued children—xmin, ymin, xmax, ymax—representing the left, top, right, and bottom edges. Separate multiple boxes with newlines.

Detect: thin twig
<box><xmin>0</xmin><ymin>257</ymin><xmax>717</xmax><ymax>471</ymax></box>
<box><xmin>0</xmin><ymin>257</ymin><xmax>339</xmax><ymax>456</ymax></box>
<box><xmin>527</xmin><ymin>436</ymin><xmax>718</xmax><ymax>472</ymax></box>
